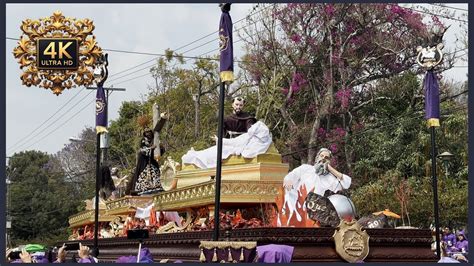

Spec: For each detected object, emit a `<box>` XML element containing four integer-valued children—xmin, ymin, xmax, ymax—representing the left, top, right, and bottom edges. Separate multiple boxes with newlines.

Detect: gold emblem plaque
<box><xmin>13</xmin><ymin>11</ymin><xmax>103</xmax><ymax>95</ymax></box>
<box><xmin>333</xmin><ymin>219</ymin><xmax>370</xmax><ymax>263</ymax></box>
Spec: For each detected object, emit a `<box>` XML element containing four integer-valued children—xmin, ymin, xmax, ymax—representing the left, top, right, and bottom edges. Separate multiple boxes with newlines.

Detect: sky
<box><xmin>5</xmin><ymin>3</ymin><xmax>468</xmax><ymax>158</ymax></box>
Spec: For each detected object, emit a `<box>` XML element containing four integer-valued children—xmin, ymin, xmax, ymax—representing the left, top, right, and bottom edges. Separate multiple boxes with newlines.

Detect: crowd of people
<box><xmin>5</xmin><ymin>244</ymin><xmax>186</xmax><ymax>263</ymax></box>
<box><xmin>436</xmin><ymin>226</ymin><xmax>469</xmax><ymax>263</ymax></box>
<box><xmin>5</xmin><ymin>243</ymin><xmax>97</xmax><ymax>263</ymax></box>
<box><xmin>6</xmin><ymin>243</ymin><xmax>295</xmax><ymax>263</ymax></box>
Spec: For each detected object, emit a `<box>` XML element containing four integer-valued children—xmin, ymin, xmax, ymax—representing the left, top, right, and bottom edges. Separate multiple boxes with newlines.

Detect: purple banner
<box><xmin>95</xmin><ymin>85</ymin><xmax>108</xmax><ymax>133</ymax></box>
<box><xmin>219</xmin><ymin>7</ymin><xmax>234</xmax><ymax>83</ymax></box>
<box><xmin>424</xmin><ymin>70</ymin><xmax>440</xmax><ymax>127</ymax></box>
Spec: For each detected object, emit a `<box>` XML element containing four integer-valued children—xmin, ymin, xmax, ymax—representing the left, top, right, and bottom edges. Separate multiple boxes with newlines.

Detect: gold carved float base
<box><xmin>177</xmin><ymin>143</ymin><xmax>289</xmax><ymax>189</ymax></box>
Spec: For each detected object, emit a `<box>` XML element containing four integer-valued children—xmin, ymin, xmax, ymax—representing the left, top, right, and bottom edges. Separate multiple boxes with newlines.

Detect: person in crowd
<box><xmin>438</xmin><ymin>241</ymin><xmax>460</xmax><ymax>263</ymax></box>
<box><xmin>452</xmin><ymin>230</ymin><xmax>469</xmax><ymax>253</ymax></box>
<box><xmin>55</xmin><ymin>243</ymin><xmax>97</xmax><ymax>263</ymax></box>
<box><xmin>442</xmin><ymin>226</ymin><xmax>457</xmax><ymax>252</ymax></box>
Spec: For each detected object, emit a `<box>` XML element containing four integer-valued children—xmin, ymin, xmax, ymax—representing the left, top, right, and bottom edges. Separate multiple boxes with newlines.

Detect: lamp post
<box><xmin>416</xmin><ymin>39</ymin><xmax>444</xmax><ymax>259</ymax></box>
<box><xmin>6</xmin><ymin>177</ymin><xmax>12</xmax><ymax>249</ymax></box>
<box><xmin>437</xmin><ymin>151</ymin><xmax>454</xmax><ymax>178</ymax></box>
<box><xmin>6</xmin><ymin>167</ymin><xmax>15</xmax><ymax>249</ymax></box>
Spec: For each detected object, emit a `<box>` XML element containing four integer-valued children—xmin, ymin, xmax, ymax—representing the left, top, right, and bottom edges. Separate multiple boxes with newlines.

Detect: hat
<box><xmin>24</xmin><ymin>244</ymin><xmax>46</xmax><ymax>253</ymax></box>
<box><xmin>456</xmin><ymin>230</ymin><xmax>467</xmax><ymax>239</ymax></box>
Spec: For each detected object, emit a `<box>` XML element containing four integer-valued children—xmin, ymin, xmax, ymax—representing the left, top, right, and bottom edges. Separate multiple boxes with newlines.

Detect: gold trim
<box><xmin>68</xmin><ymin>209</ymin><xmax>116</xmax><ymax>228</ymax></box>
<box><xmin>96</xmin><ymin>126</ymin><xmax>108</xmax><ymax>134</ymax></box>
<box><xmin>427</xmin><ymin>118</ymin><xmax>440</xmax><ymax>127</ymax></box>
<box><xmin>220</xmin><ymin>71</ymin><xmax>234</xmax><ymax>83</ymax></box>
<box><xmin>199</xmin><ymin>241</ymin><xmax>257</xmax><ymax>250</ymax></box>
<box><xmin>69</xmin><ymin>196</ymin><xmax>154</xmax><ymax>228</ymax></box>
<box><xmin>177</xmin><ymin>162</ymin><xmax>288</xmax><ymax>189</ymax></box>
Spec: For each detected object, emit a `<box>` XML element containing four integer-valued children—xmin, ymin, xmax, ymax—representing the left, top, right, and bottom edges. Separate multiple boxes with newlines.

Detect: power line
<box><xmin>6</xmin><ymin>6</ymin><xmax>269</xmax><ymax>155</ymax></box>
<box><xmin>19</xmin><ymin>96</ymin><xmax>96</xmax><ymax>152</ymax></box>
<box><xmin>7</xmin><ymin>89</ymin><xmax>86</xmax><ymax>151</ymax></box>
<box><xmin>428</xmin><ymin>3</ymin><xmax>468</xmax><ymax>12</ymax></box>
<box><xmin>108</xmin><ymin>58</ymin><xmax>157</xmax><ymax>79</ymax></box>
<box><xmin>107</xmin><ymin>4</ymin><xmax>267</xmax><ymax>80</ymax></box>
<box><xmin>8</xmin><ymin>90</ymin><xmax>94</xmax><ymax>154</ymax></box>
<box><xmin>107</xmin><ymin>6</ymin><xmax>273</xmax><ymax>83</ymax></box>
<box><xmin>405</xmin><ymin>6</ymin><xmax>468</xmax><ymax>23</ymax></box>
<box><xmin>7</xmin><ymin>4</ymin><xmax>467</xmax><ymax>154</ymax></box>
<box><xmin>111</xmin><ymin>72</ymin><xmax>152</xmax><ymax>87</ymax></box>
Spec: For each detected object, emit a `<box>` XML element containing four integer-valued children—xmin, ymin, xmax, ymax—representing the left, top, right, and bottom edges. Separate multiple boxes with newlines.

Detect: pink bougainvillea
<box><xmin>334</xmin><ymin>127</ymin><xmax>346</xmax><ymax>138</ymax></box>
<box><xmin>335</xmin><ymin>88</ymin><xmax>351</xmax><ymax>109</ymax></box>
<box><xmin>290</xmin><ymin>72</ymin><xmax>308</xmax><ymax>93</ymax></box>
<box><xmin>324</xmin><ymin>4</ymin><xmax>335</xmax><ymax>16</ymax></box>
<box><xmin>291</xmin><ymin>34</ymin><xmax>302</xmax><ymax>44</ymax></box>
<box><xmin>317</xmin><ymin>127</ymin><xmax>327</xmax><ymax>138</ymax></box>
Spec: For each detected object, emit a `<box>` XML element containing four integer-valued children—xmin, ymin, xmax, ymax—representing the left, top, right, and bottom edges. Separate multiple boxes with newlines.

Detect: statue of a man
<box><xmin>222</xmin><ymin>97</ymin><xmax>257</xmax><ymax>138</ymax></box>
<box><xmin>280</xmin><ymin>148</ymin><xmax>352</xmax><ymax>226</ymax></box>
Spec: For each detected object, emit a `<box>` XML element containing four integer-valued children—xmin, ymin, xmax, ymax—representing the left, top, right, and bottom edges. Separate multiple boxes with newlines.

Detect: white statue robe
<box><xmin>280</xmin><ymin>164</ymin><xmax>351</xmax><ymax>226</ymax></box>
<box><xmin>182</xmin><ymin>121</ymin><xmax>272</xmax><ymax>169</ymax></box>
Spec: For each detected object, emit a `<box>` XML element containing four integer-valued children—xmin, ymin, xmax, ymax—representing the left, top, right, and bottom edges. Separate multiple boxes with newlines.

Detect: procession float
<box><xmin>65</xmin><ymin>132</ymin><xmax>436</xmax><ymax>262</ymax></box>
<box><xmin>62</xmin><ymin>4</ymin><xmax>440</xmax><ymax>263</ymax></box>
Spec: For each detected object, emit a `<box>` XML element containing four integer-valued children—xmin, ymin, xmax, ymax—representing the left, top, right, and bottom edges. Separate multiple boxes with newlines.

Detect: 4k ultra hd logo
<box><xmin>37</xmin><ymin>38</ymin><xmax>79</xmax><ymax>70</ymax></box>
<box><xmin>13</xmin><ymin>11</ymin><xmax>103</xmax><ymax>95</ymax></box>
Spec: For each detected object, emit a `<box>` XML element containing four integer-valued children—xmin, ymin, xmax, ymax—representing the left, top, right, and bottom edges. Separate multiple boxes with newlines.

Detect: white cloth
<box><xmin>182</xmin><ymin>121</ymin><xmax>272</xmax><ymax>169</ymax></box>
<box><xmin>135</xmin><ymin>204</ymin><xmax>154</xmax><ymax>225</ymax></box>
<box><xmin>158</xmin><ymin>211</ymin><xmax>183</xmax><ymax>226</ymax></box>
<box><xmin>280</xmin><ymin>164</ymin><xmax>351</xmax><ymax>226</ymax></box>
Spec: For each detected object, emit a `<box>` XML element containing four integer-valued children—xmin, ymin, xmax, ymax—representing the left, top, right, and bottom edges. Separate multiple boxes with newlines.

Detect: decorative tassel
<box><xmin>239</xmin><ymin>247</ymin><xmax>244</xmax><ymax>262</ymax></box>
<box><xmin>199</xmin><ymin>248</ymin><xmax>206</xmax><ymax>262</ymax></box>
<box><xmin>212</xmin><ymin>247</ymin><xmax>218</xmax><ymax>262</ymax></box>
<box><xmin>228</xmin><ymin>247</ymin><xmax>233</xmax><ymax>262</ymax></box>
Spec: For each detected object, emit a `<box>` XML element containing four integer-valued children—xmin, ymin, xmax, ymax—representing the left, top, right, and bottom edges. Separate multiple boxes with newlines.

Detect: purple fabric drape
<box><xmin>424</xmin><ymin>70</ymin><xmax>440</xmax><ymax>126</ymax></box>
<box><xmin>256</xmin><ymin>244</ymin><xmax>294</xmax><ymax>263</ymax></box>
<box><xmin>95</xmin><ymin>85</ymin><xmax>107</xmax><ymax>133</ymax></box>
<box><xmin>219</xmin><ymin>6</ymin><xmax>233</xmax><ymax>82</ymax></box>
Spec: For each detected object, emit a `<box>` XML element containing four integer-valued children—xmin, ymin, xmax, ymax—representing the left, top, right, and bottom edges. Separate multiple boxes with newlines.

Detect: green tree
<box><xmin>8</xmin><ymin>151</ymin><xmax>80</xmax><ymax>246</ymax></box>
<box><xmin>350</xmin><ymin>72</ymin><xmax>468</xmax><ymax>228</ymax></box>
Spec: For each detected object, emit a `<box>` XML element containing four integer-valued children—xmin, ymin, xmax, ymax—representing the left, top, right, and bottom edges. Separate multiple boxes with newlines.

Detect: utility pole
<box><xmin>87</xmin><ymin>86</ymin><xmax>126</xmax><ymax>165</ymax></box>
<box><xmin>89</xmin><ymin>53</ymin><xmax>126</xmax><ymax>258</ymax></box>
<box><xmin>6</xmin><ymin>166</ymin><xmax>15</xmax><ymax>249</ymax></box>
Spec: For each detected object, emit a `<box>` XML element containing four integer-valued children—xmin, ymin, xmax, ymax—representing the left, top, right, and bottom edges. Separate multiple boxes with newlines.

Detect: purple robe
<box><xmin>453</xmin><ymin>230</ymin><xmax>468</xmax><ymax>253</ymax></box>
<box><xmin>443</xmin><ymin>233</ymin><xmax>457</xmax><ymax>251</ymax></box>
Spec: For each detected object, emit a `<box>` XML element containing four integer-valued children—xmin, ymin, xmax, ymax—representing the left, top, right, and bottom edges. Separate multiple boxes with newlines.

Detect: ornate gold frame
<box><xmin>12</xmin><ymin>11</ymin><xmax>102</xmax><ymax>95</ymax></box>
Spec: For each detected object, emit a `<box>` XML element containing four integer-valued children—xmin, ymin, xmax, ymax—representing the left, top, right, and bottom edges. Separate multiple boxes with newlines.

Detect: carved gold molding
<box><xmin>153</xmin><ymin>180</ymin><xmax>281</xmax><ymax>211</ymax></box>
<box><xmin>68</xmin><ymin>209</ymin><xmax>116</xmax><ymax>228</ymax></box>
<box><xmin>69</xmin><ymin>196</ymin><xmax>154</xmax><ymax>228</ymax></box>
